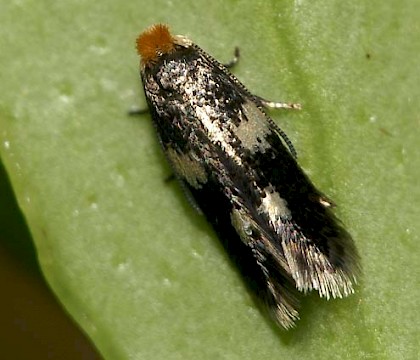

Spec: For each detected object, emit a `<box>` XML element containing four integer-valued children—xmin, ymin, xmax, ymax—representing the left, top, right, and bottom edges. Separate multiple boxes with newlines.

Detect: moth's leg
<box><xmin>224</xmin><ymin>47</ymin><xmax>240</xmax><ymax>69</ymax></box>
<box><xmin>255</xmin><ymin>96</ymin><xmax>302</xmax><ymax>110</ymax></box>
<box><xmin>128</xmin><ymin>107</ymin><xmax>149</xmax><ymax>116</ymax></box>
<box><xmin>253</xmin><ymin>96</ymin><xmax>301</xmax><ymax>158</ymax></box>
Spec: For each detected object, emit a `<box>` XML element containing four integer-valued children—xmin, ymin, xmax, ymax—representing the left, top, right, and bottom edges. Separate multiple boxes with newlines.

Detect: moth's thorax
<box><xmin>143</xmin><ymin>50</ymin><xmax>233</xmax><ymax>114</ymax></box>
<box><xmin>142</xmin><ymin>50</ymin><xmax>251</xmax><ymax>163</ymax></box>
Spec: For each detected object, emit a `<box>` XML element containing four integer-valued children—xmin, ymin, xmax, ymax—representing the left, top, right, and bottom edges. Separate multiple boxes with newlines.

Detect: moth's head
<box><xmin>136</xmin><ymin>24</ymin><xmax>192</xmax><ymax>69</ymax></box>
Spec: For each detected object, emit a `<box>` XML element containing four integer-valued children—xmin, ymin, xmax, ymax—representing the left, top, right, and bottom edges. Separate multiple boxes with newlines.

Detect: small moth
<box><xmin>135</xmin><ymin>24</ymin><xmax>360</xmax><ymax>329</ymax></box>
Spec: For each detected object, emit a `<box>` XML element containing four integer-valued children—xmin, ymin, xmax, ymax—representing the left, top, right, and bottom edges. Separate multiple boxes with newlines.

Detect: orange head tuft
<box><xmin>136</xmin><ymin>24</ymin><xmax>176</xmax><ymax>66</ymax></box>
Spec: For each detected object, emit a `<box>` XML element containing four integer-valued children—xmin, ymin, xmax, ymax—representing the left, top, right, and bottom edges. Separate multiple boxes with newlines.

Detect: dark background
<box><xmin>0</xmin><ymin>160</ymin><xmax>101</xmax><ymax>360</ymax></box>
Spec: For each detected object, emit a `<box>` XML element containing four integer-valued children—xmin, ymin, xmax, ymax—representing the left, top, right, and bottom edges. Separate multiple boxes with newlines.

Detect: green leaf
<box><xmin>1</xmin><ymin>1</ymin><xmax>418</xmax><ymax>359</ymax></box>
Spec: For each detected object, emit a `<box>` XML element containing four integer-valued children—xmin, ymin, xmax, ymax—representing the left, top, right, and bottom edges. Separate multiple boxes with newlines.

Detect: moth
<box><xmin>135</xmin><ymin>24</ymin><xmax>360</xmax><ymax>329</ymax></box>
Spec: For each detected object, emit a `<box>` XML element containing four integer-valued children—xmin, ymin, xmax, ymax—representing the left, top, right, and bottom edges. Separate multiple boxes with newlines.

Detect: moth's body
<box><xmin>136</xmin><ymin>24</ymin><xmax>360</xmax><ymax>328</ymax></box>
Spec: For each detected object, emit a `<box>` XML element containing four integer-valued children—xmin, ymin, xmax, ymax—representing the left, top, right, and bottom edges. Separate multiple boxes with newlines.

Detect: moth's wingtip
<box><xmin>266</xmin><ymin>289</ymin><xmax>301</xmax><ymax>330</ymax></box>
<box><xmin>270</xmin><ymin>305</ymin><xmax>300</xmax><ymax>330</ymax></box>
<box><xmin>295</xmin><ymin>269</ymin><xmax>359</xmax><ymax>300</ymax></box>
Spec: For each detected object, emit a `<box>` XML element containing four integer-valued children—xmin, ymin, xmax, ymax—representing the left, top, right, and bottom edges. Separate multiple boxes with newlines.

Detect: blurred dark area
<box><xmin>0</xmin><ymin>159</ymin><xmax>102</xmax><ymax>360</ymax></box>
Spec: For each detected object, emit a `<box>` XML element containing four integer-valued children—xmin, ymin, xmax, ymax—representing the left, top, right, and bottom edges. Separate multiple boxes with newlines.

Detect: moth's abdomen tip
<box><xmin>136</xmin><ymin>23</ymin><xmax>175</xmax><ymax>66</ymax></box>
